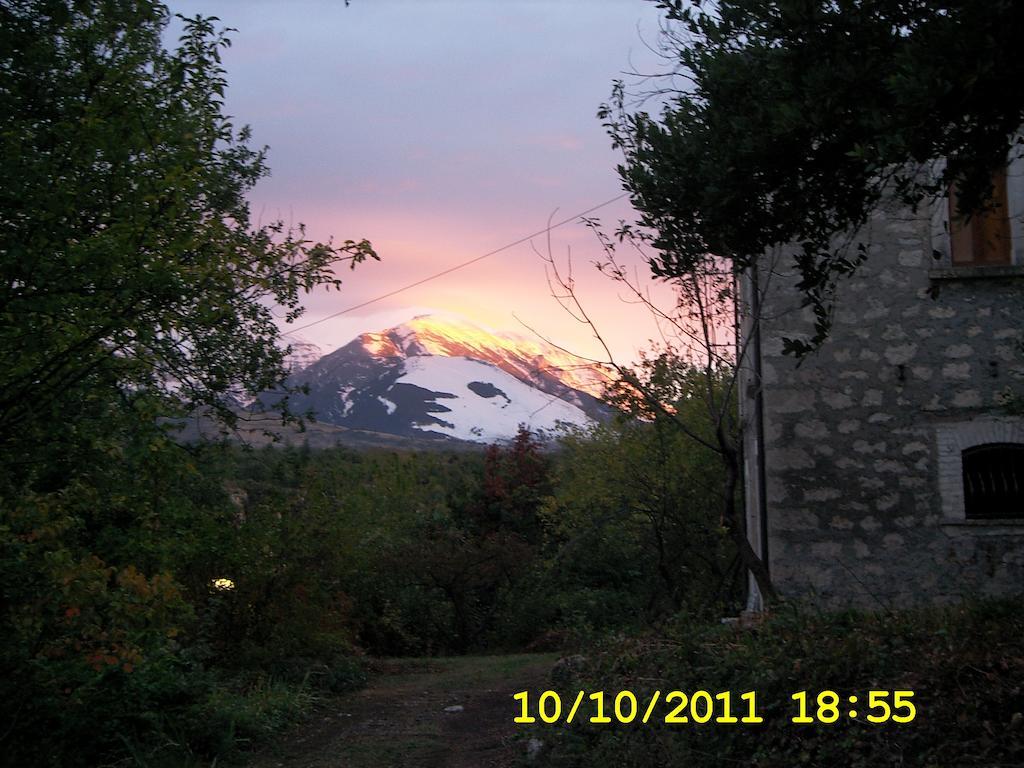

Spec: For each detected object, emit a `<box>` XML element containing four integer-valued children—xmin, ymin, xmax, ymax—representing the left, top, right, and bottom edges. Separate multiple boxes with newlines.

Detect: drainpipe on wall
<box><xmin>743</xmin><ymin>260</ymin><xmax>771</xmax><ymax>613</ymax></box>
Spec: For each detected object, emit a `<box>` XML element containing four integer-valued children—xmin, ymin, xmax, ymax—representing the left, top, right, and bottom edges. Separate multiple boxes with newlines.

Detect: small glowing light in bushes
<box><xmin>211</xmin><ymin>578</ymin><xmax>235</xmax><ymax>591</ymax></box>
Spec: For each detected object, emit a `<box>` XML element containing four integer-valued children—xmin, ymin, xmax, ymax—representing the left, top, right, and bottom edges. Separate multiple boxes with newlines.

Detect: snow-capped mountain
<box><xmin>274</xmin><ymin>314</ymin><xmax>613</xmax><ymax>444</ymax></box>
<box><xmin>280</xmin><ymin>333</ymin><xmax>323</xmax><ymax>373</ymax></box>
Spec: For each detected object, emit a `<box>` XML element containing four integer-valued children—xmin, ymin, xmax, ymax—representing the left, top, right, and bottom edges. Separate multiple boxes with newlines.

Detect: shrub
<box><xmin>539</xmin><ymin>600</ymin><xmax>1024</xmax><ymax>767</ymax></box>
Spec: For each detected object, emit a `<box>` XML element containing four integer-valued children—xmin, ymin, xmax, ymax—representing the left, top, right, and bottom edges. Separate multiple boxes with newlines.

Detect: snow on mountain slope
<box><xmin>280</xmin><ymin>333</ymin><xmax>323</xmax><ymax>372</ymax></box>
<box><xmin>396</xmin><ymin>355</ymin><xmax>591</xmax><ymax>442</ymax></box>
<box><xmin>273</xmin><ymin>313</ymin><xmax>613</xmax><ymax>444</ymax></box>
<box><xmin>389</xmin><ymin>314</ymin><xmax>614</xmax><ymax>400</ymax></box>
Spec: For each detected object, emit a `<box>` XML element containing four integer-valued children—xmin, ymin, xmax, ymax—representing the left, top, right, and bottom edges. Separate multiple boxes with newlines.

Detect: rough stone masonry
<box><xmin>747</xmin><ymin>188</ymin><xmax>1024</xmax><ymax>609</ymax></box>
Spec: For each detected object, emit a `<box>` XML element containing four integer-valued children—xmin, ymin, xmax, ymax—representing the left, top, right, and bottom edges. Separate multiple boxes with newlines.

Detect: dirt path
<box><xmin>246</xmin><ymin>654</ymin><xmax>557</xmax><ymax>768</ymax></box>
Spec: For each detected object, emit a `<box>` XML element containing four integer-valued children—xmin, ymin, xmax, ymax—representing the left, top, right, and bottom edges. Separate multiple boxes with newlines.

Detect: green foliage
<box><xmin>604</xmin><ymin>0</ymin><xmax>1024</xmax><ymax>352</ymax></box>
<box><xmin>524</xmin><ymin>361</ymin><xmax>742</xmax><ymax>641</ymax></box>
<box><xmin>0</xmin><ymin>487</ymin><xmax>197</xmax><ymax>766</ymax></box>
<box><xmin>198</xmin><ymin>673</ymin><xmax>320</xmax><ymax>753</ymax></box>
<box><xmin>540</xmin><ymin>599</ymin><xmax>1024</xmax><ymax>767</ymax></box>
<box><xmin>541</xmin><ymin>419</ymin><xmax>737</xmax><ymax>626</ymax></box>
<box><xmin>0</xmin><ymin>419</ymin><xmax>746</xmax><ymax>764</ymax></box>
<box><xmin>0</xmin><ymin>0</ymin><xmax>376</xmax><ymax>457</ymax></box>
<box><xmin>324</xmin><ymin>434</ymin><xmax>550</xmax><ymax>655</ymax></box>
<box><xmin>0</xmin><ymin>1</ymin><xmax>374</xmax><ymax>764</ymax></box>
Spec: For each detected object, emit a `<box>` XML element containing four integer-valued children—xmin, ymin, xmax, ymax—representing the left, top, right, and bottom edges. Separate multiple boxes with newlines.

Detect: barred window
<box><xmin>961</xmin><ymin>443</ymin><xmax>1024</xmax><ymax>520</ymax></box>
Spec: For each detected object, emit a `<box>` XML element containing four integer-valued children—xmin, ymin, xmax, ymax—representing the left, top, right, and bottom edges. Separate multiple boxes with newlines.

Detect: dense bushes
<box><xmin>8</xmin><ymin>425</ymin><xmax>1019</xmax><ymax>767</ymax></box>
<box><xmin>1</xmin><ymin>408</ymin><xmax>737</xmax><ymax>765</ymax></box>
<box><xmin>536</xmin><ymin>600</ymin><xmax>1024</xmax><ymax>767</ymax></box>
<box><xmin>538</xmin><ymin>417</ymin><xmax>741</xmax><ymax>628</ymax></box>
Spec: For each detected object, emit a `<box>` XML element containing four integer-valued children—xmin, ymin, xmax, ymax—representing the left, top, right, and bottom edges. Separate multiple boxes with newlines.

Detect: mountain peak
<box><xmin>355</xmin><ymin>331</ymin><xmax>403</xmax><ymax>358</ymax></box>
<box><xmin>388</xmin><ymin>314</ymin><xmax>506</xmax><ymax>357</ymax></box>
<box><xmin>280</xmin><ymin>332</ymin><xmax>323</xmax><ymax>373</ymax></box>
<box><xmin>276</xmin><ymin>312</ymin><xmax>613</xmax><ymax>444</ymax></box>
<box><xmin>370</xmin><ymin>313</ymin><xmax>613</xmax><ymax>400</ymax></box>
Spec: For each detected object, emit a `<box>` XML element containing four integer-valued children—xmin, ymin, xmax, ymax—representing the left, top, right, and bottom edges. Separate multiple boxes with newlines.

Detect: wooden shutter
<box><xmin>949</xmin><ymin>181</ymin><xmax>974</xmax><ymax>264</ymax></box>
<box><xmin>948</xmin><ymin>167</ymin><xmax>1012</xmax><ymax>266</ymax></box>
<box><xmin>977</xmin><ymin>166</ymin><xmax>1012</xmax><ymax>264</ymax></box>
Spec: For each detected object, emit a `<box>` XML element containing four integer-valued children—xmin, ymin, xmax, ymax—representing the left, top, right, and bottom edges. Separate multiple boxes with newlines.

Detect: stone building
<box><xmin>741</xmin><ymin>156</ymin><xmax>1024</xmax><ymax>610</ymax></box>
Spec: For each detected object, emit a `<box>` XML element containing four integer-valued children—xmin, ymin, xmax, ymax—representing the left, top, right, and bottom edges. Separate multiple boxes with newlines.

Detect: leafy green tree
<box><xmin>492</xmin><ymin>357</ymin><xmax>742</xmax><ymax>642</ymax></box>
<box><xmin>543</xmin><ymin>224</ymin><xmax>775</xmax><ymax>601</ymax></box>
<box><xmin>540</xmin><ymin>397</ymin><xmax>740</xmax><ymax>627</ymax></box>
<box><xmin>0</xmin><ymin>0</ymin><xmax>376</xmax><ymax>464</ymax></box>
<box><xmin>603</xmin><ymin>0</ymin><xmax>1023</xmax><ymax>352</ymax></box>
<box><xmin>0</xmin><ymin>2</ymin><xmax>373</xmax><ymax>763</ymax></box>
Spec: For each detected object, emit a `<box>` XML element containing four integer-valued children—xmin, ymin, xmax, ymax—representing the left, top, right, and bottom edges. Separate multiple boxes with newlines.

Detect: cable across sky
<box><xmin>289</xmin><ymin>192</ymin><xmax>630</xmax><ymax>334</ymax></box>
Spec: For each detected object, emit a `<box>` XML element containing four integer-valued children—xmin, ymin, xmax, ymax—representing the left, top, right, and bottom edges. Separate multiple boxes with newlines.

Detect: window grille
<box><xmin>961</xmin><ymin>443</ymin><xmax>1024</xmax><ymax>519</ymax></box>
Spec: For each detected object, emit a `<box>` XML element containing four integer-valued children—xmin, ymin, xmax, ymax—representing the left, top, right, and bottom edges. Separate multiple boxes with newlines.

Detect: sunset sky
<box><xmin>168</xmin><ymin>0</ymin><xmax>675</xmax><ymax>365</ymax></box>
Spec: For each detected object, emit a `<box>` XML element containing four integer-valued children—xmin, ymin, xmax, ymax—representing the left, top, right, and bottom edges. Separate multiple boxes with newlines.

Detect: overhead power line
<box><xmin>289</xmin><ymin>192</ymin><xmax>629</xmax><ymax>333</ymax></box>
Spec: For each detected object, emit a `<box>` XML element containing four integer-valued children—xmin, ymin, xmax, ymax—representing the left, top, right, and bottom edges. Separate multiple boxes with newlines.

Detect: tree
<box><xmin>602</xmin><ymin>0</ymin><xmax>1024</xmax><ymax>354</ymax></box>
<box><xmin>544</xmin><ymin>377</ymin><xmax>742</xmax><ymax>622</ymax></box>
<box><xmin>475</xmin><ymin>426</ymin><xmax>551</xmax><ymax>541</ymax></box>
<box><xmin>539</xmin><ymin>219</ymin><xmax>778</xmax><ymax>603</ymax></box>
<box><xmin>0</xmin><ymin>0</ymin><xmax>376</xmax><ymax>467</ymax></box>
<box><xmin>0</xmin><ymin>3</ymin><xmax>374</xmax><ymax>762</ymax></box>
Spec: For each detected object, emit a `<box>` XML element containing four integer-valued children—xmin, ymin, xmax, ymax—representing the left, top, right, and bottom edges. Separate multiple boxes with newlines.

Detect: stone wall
<box><xmin>752</xmin><ymin>198</ymin><xmax>1024</xmax><ymax>608</ymax></box>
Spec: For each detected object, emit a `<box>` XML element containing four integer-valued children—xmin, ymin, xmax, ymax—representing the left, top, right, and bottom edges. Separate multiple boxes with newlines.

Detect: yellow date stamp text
<box><xmin>513</xmin><ymin>689</ymin><xmax>917</xmax><ymax>726</ymax></box>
